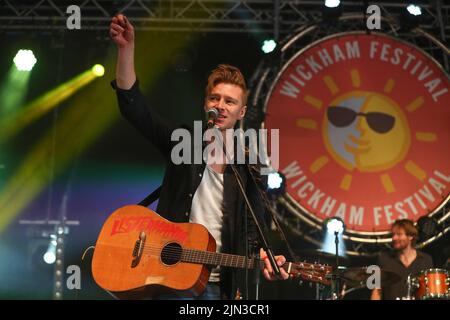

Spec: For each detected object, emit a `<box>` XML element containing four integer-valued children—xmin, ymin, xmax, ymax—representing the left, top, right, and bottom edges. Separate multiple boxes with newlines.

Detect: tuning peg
<box><xmin>298</xmin><ymin>280</ymin><xmax>303</xmax><ymax>286</ymax></box>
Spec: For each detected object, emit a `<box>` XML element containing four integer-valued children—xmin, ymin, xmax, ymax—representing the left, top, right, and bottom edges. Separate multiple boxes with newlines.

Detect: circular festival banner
<box><xmin>265</xmin><ymin>33</ymin><xmax>450</xmax><ymax>233</ymax></box>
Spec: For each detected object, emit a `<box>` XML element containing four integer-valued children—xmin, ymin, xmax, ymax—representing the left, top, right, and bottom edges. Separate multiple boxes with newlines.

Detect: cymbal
<box><xmin>338</xmin><ymin>267</ymin><xmax>401</xmax><ymax>287</ymax></box>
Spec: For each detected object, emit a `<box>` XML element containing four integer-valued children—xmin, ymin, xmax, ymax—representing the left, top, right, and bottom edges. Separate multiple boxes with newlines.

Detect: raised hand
<box><xmin>110</xmin><ymin>14</ymin><xmax>134</xmax><ymax>48</ymax></box>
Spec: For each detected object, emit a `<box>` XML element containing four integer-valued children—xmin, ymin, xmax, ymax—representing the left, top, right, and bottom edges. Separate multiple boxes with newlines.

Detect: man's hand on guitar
<box><xmin>260</xmin><ymin>248</ymin><xmax>290</xmax><ymax>281</ymax></box>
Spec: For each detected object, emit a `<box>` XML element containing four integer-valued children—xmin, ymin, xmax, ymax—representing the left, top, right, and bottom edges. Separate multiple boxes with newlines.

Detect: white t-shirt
<box><xmin>189</xmin><ymin>165</ymin><xmax>224</xmax><ymax>282</ymax></box>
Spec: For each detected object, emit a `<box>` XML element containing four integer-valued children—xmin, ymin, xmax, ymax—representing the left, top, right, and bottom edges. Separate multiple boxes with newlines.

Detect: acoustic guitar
<box><xmin>91</xmin><ymin>205</ymin><xmax>332</xmax><ymax>299</ymax></box>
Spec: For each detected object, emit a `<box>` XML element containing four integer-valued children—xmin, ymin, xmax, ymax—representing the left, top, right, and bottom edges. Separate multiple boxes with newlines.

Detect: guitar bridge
<box><xmin>131</xmin><ymin>231</ymin><xmax>146</xmax><ymax>268</ymax></box>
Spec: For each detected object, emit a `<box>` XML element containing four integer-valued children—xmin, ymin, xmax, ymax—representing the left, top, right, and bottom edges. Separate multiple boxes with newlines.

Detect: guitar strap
<box><xmin>138</xmin><ymin>185</ymin><xmax>162</xmax><ymax>207</ymax></box>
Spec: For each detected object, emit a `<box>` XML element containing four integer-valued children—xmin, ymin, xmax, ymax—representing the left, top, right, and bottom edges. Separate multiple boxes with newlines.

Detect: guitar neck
<box><xmin>180</xmin><ymin>248</ymin><xmax>263</xmax><ymax>270</ymax></box>
<box><xmin>178</xmin><ymin>248</ymin><xmax>331</xmax><ymax>285</ymax></box>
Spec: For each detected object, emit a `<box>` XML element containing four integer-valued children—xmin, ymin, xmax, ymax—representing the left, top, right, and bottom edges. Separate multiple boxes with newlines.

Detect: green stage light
<box><xmin>407</xmin><ymin>4</ymin><xmax>422</xmax><ymax>16</ymax></box>
<box><xmin>13</xmin><ymin>50</ymin><xmax>37</xmax><ymax>71</ymax></box>
<box><xmin>261</xmin><ymin>39</ymin><xmax>277</xmax><ymax>54</ymax></box>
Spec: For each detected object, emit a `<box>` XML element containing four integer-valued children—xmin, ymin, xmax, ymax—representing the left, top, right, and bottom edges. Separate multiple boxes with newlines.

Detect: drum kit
<box><xmin>406</xmin><ymin>269</ymin><xmax>450</xmax><ymax>300</ymax></box>
<box><xmin>297</xmin><ymin>250</ymin><xmax>450</xmax><ymax>300</ymax></box>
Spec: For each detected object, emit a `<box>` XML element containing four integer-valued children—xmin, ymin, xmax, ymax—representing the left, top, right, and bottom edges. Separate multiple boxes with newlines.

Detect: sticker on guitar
<box><xmin>110</xmin><ymin>216</ymin><xmax>188</xmax><ymax>243</ymax></box>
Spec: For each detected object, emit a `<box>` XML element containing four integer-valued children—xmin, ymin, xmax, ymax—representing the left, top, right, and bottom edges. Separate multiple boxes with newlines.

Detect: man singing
<box><xmin>109</xmin><ymin>14</ymin><xmax>289</xmax><ymax>300</ymax></box>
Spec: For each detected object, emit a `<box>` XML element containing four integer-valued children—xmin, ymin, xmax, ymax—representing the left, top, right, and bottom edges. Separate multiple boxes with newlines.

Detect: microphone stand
<box><xmin>329</xmin><ymin>231</ymin><xmax>341</xmax><ymax>300</ymax></box>
<box><xmin>333</xmin><ymin>231</ymin><xmax>340</xmax><ymax>300</ymax></box>
<box><xmin>254</xmin><ymin>252</ymin><xmax>261</xmax><ymax>300</ymax></box>
<box><xmin>209</xmin><ymin>124</ymin><xmax>281</xmax><ymax>280</ymax></box>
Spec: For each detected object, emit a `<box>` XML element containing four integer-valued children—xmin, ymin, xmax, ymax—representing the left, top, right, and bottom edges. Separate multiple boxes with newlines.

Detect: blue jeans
<box><xmin>156</xmin><ymin>282</ymin><xmax>221</xmax><ymax>300</ymax></box>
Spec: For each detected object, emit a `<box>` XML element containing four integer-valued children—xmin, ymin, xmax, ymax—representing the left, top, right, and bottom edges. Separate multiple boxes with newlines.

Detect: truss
<box><xmin>0</xmin><ymin>0</ymin><xmax>448</xmax><ymax>40</ymax></box>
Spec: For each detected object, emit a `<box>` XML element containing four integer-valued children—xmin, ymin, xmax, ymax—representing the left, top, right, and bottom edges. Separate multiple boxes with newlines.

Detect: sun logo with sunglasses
<box><xmin>264</xmin><ymin>32</ymin><xmax>450</xmax><ymax>232</ymax></box>
<box><xmin>323</xmin><ymin>91</ymin><xmax>411</xmax><ymax>172</ymax></box>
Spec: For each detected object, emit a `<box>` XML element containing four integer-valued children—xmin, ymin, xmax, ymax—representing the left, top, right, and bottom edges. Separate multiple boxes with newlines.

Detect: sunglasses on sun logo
<box><xmin>326</xmin><ymin>106</ymin><xmax>396</xmax><ymax>134</ymax></box>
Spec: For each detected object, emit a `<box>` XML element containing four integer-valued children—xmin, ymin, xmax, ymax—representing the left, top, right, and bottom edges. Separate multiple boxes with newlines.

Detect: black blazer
<box><xmin>112</xmin><ymin>79</ymin><xmax>268</xmax><ymax>299</ymax></box>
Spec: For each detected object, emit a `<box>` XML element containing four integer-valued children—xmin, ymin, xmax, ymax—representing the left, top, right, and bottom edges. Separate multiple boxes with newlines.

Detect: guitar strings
<box><xmin>134</xmin><ymin>245</ymin><xmax>328</xmax><ymax>271</ymax></box>
<box><xmin>137</xmin><ymin>247</ymin><xmax>330</xmax><ymax>280</ymax></box>
<box><xmin>131</xmin><ymin>246</ymin><xmax>330</xmax><ymax>279</ymax></box>
<box><xmin>141</xmin><ymin>247</ymin><xmax>257</xmax><ymax>265</ymax></box>
<box><xmin>139</xmin><ymin>245</ymin><xmax>265</xmax><ymax>269</ymax></box>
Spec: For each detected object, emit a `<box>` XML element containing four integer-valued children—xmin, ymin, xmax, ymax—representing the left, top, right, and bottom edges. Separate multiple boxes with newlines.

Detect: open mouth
<box><xmin>216</xmin><ymin>115</ymin><xmax>227</xmax><ymax>122</ymax></box>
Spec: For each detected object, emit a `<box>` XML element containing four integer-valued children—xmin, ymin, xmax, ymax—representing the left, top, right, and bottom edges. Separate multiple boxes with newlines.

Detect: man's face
<box><xmin>204</xmin><ymin>83</ymin><xmax>247</xmax><ymax>130</ymax></box>
<box><xmin>391</xmin><ymin>226</ymin><xmax>413</xmax><ymax>251</ymax></box>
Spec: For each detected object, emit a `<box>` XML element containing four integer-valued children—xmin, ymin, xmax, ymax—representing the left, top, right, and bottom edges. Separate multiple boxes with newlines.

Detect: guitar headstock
<box><xmin>285</xmin><ymin>261</ymin><xmax>333</xmax><ymax>286</ymax></box>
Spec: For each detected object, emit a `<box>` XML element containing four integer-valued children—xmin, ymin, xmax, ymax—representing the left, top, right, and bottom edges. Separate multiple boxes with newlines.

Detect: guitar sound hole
<box><xmin>161</xmin><ymin>243</ymin><xmax>182</xmax><ymax>265</ymax></box>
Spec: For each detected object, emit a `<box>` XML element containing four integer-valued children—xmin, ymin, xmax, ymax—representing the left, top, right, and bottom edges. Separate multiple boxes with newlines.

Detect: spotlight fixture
<box><xmin>13</xmin><ymin>49</ymin><xmax>37</xmax><ymax>71</ymax></box>
<box><xmin>267</xmin><ymin>171</ymin><xmax>286</xmax><ymax>196</ymax></box>
<box><xmin>323</xmin><ymin>217</ymin><xmax>345</xmax><ymax>235</ymax></box>
<box><xmin>261</xmin><ymin>39</ymin><xmax>277</xmax><ymax>54</ymax></box>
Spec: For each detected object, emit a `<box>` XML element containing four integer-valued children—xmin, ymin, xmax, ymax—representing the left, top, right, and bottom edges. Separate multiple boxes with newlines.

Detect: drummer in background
<box><xmin>371</xmin><ymin>219</ymin><xmax>433</xmax><ymax>300</ymax></box>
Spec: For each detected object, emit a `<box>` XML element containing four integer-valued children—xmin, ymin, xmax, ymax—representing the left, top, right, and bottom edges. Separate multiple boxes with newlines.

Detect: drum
<box><xmin>413</xmin><ymin>269</ymin><xmax>450</xmax><ymax>300</ymax></box>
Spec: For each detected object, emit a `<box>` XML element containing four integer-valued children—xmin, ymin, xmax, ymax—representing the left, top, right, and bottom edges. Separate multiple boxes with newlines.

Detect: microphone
<box><xmin>206</xmin><ymin>108</ymin><xmax>219</xmax><ymax>128</ymax></box>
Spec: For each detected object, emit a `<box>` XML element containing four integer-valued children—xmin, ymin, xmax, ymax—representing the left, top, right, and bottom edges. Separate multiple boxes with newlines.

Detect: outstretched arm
<box><xmin>110</xmin><ymin>14</ymin><xmax>175</xmax><ymax>157</ymax></box>
<box><xmin>111</xmin><ymin>14</ymin><xmax>136</xmax><ymax>90</ymax></box>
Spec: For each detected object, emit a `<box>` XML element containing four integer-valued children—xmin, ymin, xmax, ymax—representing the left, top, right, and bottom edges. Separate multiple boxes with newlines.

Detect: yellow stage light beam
<box><xmin>0</xmin><ymin>65</ymin><xmax>104</xmax><ymax>144</ymax></box>
<box><xmin>0</xmin><ymin>62</ymin><xmax>115</xmax><ymax>233</ymax></box>
<box><xmin>0</xmin><ymin>31</ymin><xmax>195</xmax><ymax>232</ymax></box>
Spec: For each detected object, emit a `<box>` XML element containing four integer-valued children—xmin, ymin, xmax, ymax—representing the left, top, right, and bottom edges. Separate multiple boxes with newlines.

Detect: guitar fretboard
<box><xmin>180</xmin><ymin>248</ymin><xmax>264</xmax><ymax>269</ymax></box>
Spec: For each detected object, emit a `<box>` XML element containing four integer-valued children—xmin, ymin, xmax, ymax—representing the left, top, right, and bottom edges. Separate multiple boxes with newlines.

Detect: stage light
<box><xmin>13</xmin><ymin>50</ymin><xmax>37</xmax><ymax>71</ymax></box>
<box><xmin>322</xmin><ymin>0</ymin><xmax>342</xmax><ymax>21</ymax></box>
<box><xmin>43</xmin><ymin>237</ymin><xmax>57</xmax><ymax>264</ymax></box>
<box><xmin>322</xmin><ymin>217</ymin><xmax>346</xmax><ymax>258</ymax></box>
<box><xmin>267</xmin><ymin>171</ymin><xmax>286</xmax><ymax>197</ymax></box>
<box><xmin>268</xmin><ymin>172</ymin><xmax>283</xmax><ymax>189</ymax></box>
<box><xmin>407</xmin><ymin>4</ymin><xmax>422</xmax><ymax>16</ymax></box>
<box><xmin>324</xmin><ymin>217</ymin><xmax>345</xmax><ymax>235</ymax></box>
<box><xmin>92</xmin><ymin>64</ymin><xmax>105</xmax><ymax>77</ymax></box>
<box><xmin>399</xmin><ymin>4</ymin><xmax>423</xmax><ymax>30</ymax></box>
<box><xmin>0</xmin><ymin>66</ymin><xmax>103</xmax><ymax>144</ymax></box>
<box><xmin>0</xmin><ymin>62</ymin><xmax>119</xmax><ymax>233</ymax></box>
<box><xmin>261</xmin><ymin>39</ymin><xmax>277</xmax><ymax>54</ymax></box>
<box><xmin>325</xmin><ymin>0</ymin><xmax>340</xmax><ymax>8</ymax></box>
<box><xmin>0</xmin><ymin>27</ymin><xmax>191</xmax><ymax>233</ymax></box>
